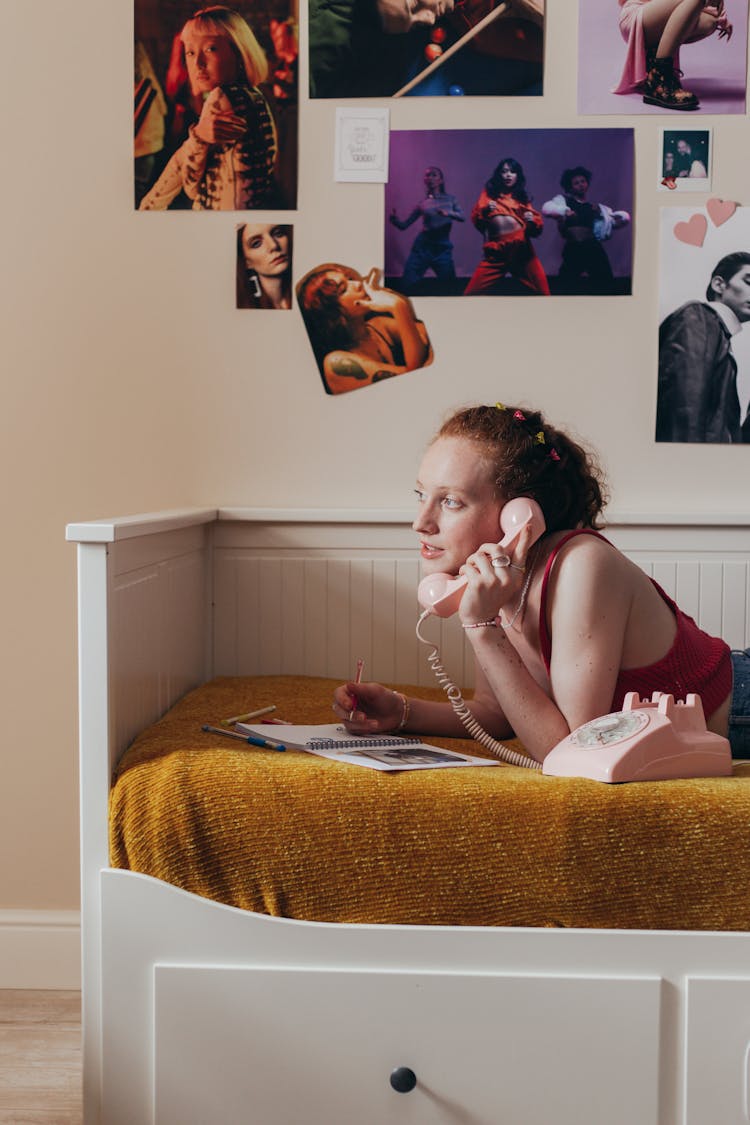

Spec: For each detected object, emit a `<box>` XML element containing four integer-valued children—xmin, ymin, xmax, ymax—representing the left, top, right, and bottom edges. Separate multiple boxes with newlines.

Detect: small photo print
<box><xmin>236</xmin><ymin>223</ymin><xmax>293</xmax><ymax>309</ymax></box>
<box><xmin>296</xmin><ymin>263</ymin><xmax>434</xmax><ymax>395</ymax></box>
<box><xmin>334</xmin><ymin>108</ymin><xmax>389</xmax><ymax>183</ymax></box>
<box><xmin>658</xmin><ymin>130</ymin><xmax>712</xmax><ymax>192</ymax></box>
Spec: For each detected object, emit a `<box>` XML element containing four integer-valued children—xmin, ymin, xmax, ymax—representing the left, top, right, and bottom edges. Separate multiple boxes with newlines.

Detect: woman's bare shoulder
<box><xmin>547</xmin><ymin>530</ymin><xmax>644</xmax><ymax>587</ymax></box>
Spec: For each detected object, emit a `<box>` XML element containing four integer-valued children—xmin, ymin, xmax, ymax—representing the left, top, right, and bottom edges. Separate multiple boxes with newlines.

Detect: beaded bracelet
<box><xmin>462</xmin><ymin>619</ymin><xmax>498</xmax><ymax>630</ymax></box>
<box><xmin>393</xmin><ymin>690</ymin><xmax>410</xmax><ymax>730</ymax></box>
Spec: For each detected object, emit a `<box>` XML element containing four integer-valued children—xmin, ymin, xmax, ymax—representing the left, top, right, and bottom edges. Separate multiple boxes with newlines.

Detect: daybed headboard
<box><xmin>68</xmin><ymin>507</ymin><xmax>750</xmax><ymax>769</ymax></box>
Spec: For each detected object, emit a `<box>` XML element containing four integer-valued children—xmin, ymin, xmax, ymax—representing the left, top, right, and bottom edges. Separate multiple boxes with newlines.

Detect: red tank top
<box><xmin>538</xmin><ymin>530</ymin><xmax>732</xmax><ymax>717</ymax></box>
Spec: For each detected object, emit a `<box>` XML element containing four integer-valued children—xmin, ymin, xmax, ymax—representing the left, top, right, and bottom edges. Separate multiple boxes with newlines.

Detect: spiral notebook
<box><xmin>235</xmin><ymin>722</ymin><xmax>498</xmax><ymax>772</ymax></box>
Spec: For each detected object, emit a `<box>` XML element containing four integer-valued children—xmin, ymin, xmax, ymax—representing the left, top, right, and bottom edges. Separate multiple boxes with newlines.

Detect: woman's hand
<box><xmin>717</xmin><ymin>13</ymin><xmax>733</xmax><ymax>38</ymax></box>
<box><xmin>360</xmin><ymin>268</ymin><xmax>409</xmax><ymax>315</ymax></box>
<box><xmin>457</xmin><ymin>523</ymin><xmax>537</xmax><ymax>627</ymax></box>
<box><xmin>332</xmin><ymin>681</ymin><xmax>406</xmax><ymax>733</ymax></box>
<box><xmin>697</xmin><ymin>4</ymin><xmax>732</xmax><ymax>39</ymax></box>
<box><xmin>194</xmin><ymin>89</ymin><xmax>247</xmax><ymax>144</ymax></box>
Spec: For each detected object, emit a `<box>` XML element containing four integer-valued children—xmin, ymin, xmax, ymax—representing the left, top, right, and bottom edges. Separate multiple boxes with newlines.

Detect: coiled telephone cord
<box><xmin>416</xmin><ymin>610</ymin><xmax>541</xmax><ymax>771</ymax></box>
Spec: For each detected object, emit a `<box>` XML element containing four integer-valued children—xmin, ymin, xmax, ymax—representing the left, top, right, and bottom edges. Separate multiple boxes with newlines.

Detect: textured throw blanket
<box><xmin>110</xmin><ymin>676</ymin><xmax>750</xmax><ymax>929</ymax></box>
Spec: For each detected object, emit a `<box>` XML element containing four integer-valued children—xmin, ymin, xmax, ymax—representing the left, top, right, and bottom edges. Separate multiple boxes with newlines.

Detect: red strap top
<box><xmin>538</xmin><ymin>529</ymin><xmax>732</xmax><ymax>717</ymax></box>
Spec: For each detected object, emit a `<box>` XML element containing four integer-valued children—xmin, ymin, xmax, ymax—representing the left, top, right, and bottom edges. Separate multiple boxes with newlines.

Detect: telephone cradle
<box><xmin>542</xmin><ymin>692</ymin><xmax>733</xmax><ymax>784</ymax></box>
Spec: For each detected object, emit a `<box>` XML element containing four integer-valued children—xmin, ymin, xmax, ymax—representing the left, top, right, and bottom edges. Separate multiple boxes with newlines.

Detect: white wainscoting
<box><xmin>212</xmin><ymin>517</ymin><xmax>750</xmax><ymax>688</ymax></box>
<box><xmin>97</xmin><ymin>512</ymin><xmax>750</xmax><ymax>764</ymax></box>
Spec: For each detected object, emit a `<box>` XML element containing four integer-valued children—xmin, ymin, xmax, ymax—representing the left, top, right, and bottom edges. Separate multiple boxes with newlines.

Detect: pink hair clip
<box><xmin>548</xmin><ymin>448</ymin><xmax>561</xmax><ymax>462</ymax></box>
<box><xmin>513</xmin><ymin>410</ymin><xmax>526</xmax><ymax>422</ymax></box>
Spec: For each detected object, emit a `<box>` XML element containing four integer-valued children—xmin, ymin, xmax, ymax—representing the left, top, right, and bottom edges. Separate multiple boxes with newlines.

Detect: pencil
<box><xmin>350</xmin><ymin>657</ymin><xmax>365</xmax><ymax>718</ymax></box>
<box><xmin>221</xmin><ymin>704</ymin><xmax>276</xmax><ymax>727</ymax></box>
<box><xmin>202</xmin><ymin>724</ymin><xmax>286</xmax><ymax>751</ymax></box>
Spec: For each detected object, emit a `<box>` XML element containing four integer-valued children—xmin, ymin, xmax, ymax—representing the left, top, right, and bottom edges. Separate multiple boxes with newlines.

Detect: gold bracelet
<box><xmin>393</xmin><ymin>690</ymin><xmax>410</xmax><ymax>730</ymax></box>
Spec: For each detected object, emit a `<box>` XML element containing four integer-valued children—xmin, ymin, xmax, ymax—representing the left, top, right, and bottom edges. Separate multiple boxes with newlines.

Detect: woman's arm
<box><xmin>390</xmin><ymin>205</ymin><xmax>422</xmax><ymax>230</ymax></box>
<box><xmin>180</xmin><ymin>89</ymin><xmax>248</xmax><ymax>202</ymax></box>
<box><xmin>332</xmin><ymin>674</ymin><xmax>513</xmax><ymax>739</ymax></box>
<box><xmin>362</xmin><ymin>284</ymin><xmax>431</xmax><ymax>370</ymax></box>
<box><xmin>439</xmin><ymin>195</ymin><xmax>465</xmax><ymax>221</ymax></box>
<box><xmin>458</xmin><ymin>535</ymin><xmax>631</xmax><ymax>762</ymax></box>
<box><xmin>322</xmin><ymin>320</ymin><xmax>432</xmax><ymax>393</ymax></box>
<box><xmin>471</xmin><ymin>193</ymin><xmax>493</xmax><ymax>232</ymax></box>
<box><xmin>523</xmin><ymin>202</ymin><xmax>544</xmax><ymax>237</ymax></box>
<box><xmin>138</xmin><ymin>148</ymin><xmax>187</xmax><ymax>210</ymax></box>
<box><xmin>139</xmin><ymin>98</ymin><xmax>247</xmax><ymax>209</ymax></box>
<box><xmin>541</xmin><ymin>194</ymin><xmax>569</xmax><ymax>219</ymax></box>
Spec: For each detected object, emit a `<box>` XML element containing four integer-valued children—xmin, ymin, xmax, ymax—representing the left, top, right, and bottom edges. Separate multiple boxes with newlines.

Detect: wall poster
<box><xmin>657</xmin><ymin>204</ymin><xmax>750</xmax><ymax>444</ymax></box>
<box><xmin>577</xmin><ymin>0</ymin><xmax>748</xmax><ymax>116</ymax></box>
<box><xmin>135</xmin><ymin>0</ymin><xmax>298</xmax><ymax>210</ymax></box>
<box><xmin>296</xmin><ymin>264</ymin><xmax>434</xmax><ymax>395</ymax></box>
<box><xmin>385</xmin><ymin>128</ymin><xmax>634</xmax><ymax>297</ymax></box>
<box><xmin>309</xmin><ymin>0</ymin><xmax>544</xmax><ymax>98</ymax></box>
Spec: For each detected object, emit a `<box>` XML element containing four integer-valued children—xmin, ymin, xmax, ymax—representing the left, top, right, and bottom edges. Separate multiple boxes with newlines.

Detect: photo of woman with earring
<box><xmin>236</xmin><ymin>223</ymin><xmax>293</xmax><ymax>308</ymax></box>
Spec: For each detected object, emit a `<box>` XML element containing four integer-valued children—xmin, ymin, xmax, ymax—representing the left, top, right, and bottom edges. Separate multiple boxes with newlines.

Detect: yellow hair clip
<box><xmin>534</xmin><ymin>431</ymin><xmax>545</xmax><ymax>444</ymax></box>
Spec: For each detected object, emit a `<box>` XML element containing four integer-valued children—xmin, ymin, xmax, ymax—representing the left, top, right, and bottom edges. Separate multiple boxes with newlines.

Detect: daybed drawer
<box><xmin>153</xmin><ymin>964</ymin><xmax>661</xmax><ymax>1124</ymax></box>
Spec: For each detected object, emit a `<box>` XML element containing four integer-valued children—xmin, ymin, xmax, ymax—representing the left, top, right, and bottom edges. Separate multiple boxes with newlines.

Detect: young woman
<box><xmin>333</xmin><ymin>403</ymin><xmax>748</xmax><ymax>763</ymax></box>
<box><xmin>389</xmin><ymin>166</ymin><xmax>465</xmax><ymax>293</ymax></box>
<box><xmin>613</xmin><ymin>0</ymin><xmax>733</xmax><ymax>111</ymax></box>
<box><xmin>542</xmin><ymin>166</ymin><xmax>630</xmax><ymax>293</ymax></box>
<box><xmin>296</xmin><ymin>264</ymin><xmax>433</xmax><ymax>394</ymax></box>
<box><xmin>139</xmin><ymin>5</ymin><xmax>277</xmax><ymax>210</ymax></box>
<box><xmin>464</xmin><ymin>159</ymin><xmax>550</xmax><ymax>296</ymax></box>
<box><xmin>236</xmin><ymin>223</ymin><xmax>292</xmax><ymax>308</ymax></box>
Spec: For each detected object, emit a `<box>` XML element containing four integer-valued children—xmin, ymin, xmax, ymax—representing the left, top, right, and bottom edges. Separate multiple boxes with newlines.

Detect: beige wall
<box><xmin>3</xmin><ymin>3</ymin><xmax>748</xmax><ymax>912</ymax></box>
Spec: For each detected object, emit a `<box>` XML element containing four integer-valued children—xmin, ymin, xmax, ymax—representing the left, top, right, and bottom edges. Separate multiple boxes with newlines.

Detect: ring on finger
<box><xmin>491</xmin><ymin>554</ymin><xmax>511</xmax><ymax>569</ymax></box>
<box><xmin>509</xmin><ymin>563</ymin><xmax>526</xmax><ymax>573</ymax></box>
<box><xmin>348</xmin><ymin>709</ymin><xmax>355</xmax><ymax>722</ymax></box>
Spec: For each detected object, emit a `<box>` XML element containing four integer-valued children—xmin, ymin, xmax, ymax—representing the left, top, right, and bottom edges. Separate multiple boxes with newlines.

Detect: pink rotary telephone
<box><xmin>542</xmin><ymin>692</ymin><xmax>732</xmax><ymax>783</ymax></box>
<box><xmin>417</xmin><ymin>497</ymin><xmax>546</xmax><ymax>617</ymax></box>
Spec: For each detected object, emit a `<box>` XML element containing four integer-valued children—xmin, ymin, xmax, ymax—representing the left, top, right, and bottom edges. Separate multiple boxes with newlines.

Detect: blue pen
<box><xmin>202</xmin><ymin>724</ymin><xmax>286</xmax><ymax>751</ymax></box>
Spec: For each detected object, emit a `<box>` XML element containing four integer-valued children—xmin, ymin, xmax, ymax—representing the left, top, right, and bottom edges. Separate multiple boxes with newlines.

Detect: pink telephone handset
<box><xmin>417</xmin><ymin>497</ymin><xmax>546</xmax><ymax>618</ymax></box>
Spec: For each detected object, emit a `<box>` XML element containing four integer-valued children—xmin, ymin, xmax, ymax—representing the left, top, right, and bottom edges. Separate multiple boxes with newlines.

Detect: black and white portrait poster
<box><xmin>657</xmin><ymin>204</ymin><xmax>750</xmax><ymax>444</ymax></box>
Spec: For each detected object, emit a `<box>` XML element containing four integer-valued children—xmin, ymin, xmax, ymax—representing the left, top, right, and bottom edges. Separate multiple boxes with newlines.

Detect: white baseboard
<box><xmin>0</xmin><ymin>909</ymin><xmax>81</xmax><ymax>989</ymax></box>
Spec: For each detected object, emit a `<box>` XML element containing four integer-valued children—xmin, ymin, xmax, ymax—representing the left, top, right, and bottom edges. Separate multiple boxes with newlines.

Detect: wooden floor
<box><xmin>0</xmin><ymin>991</ymin><xmax>82</xmax><ymax>1124</ymax></box>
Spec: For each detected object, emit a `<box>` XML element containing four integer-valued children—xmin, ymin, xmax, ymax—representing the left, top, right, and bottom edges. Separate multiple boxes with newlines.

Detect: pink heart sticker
<box><xmin>674</xmin><ymin>214</ymin><xmax>707</xmax><ymax>247</ymax></box>
<box><xmin>706</xmin><ymin>197</ymin><xmax>737</xmax><ymax>227</ymax></box>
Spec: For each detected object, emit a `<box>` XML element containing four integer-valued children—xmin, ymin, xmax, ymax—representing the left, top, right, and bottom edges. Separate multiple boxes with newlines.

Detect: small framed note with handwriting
<box><xmin>334</xmin><ymin>107</ymin><xmax>389</xmax><ymax>183</ymax></box>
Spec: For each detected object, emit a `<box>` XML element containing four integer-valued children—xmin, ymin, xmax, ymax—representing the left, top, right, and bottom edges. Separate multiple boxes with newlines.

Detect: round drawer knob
<box><xmin>390</xmin><ymin>1066</ymin><xmax>417</xmax><ymax>1093</ymax></box>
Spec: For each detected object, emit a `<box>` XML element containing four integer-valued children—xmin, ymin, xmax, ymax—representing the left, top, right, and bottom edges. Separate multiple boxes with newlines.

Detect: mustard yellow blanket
<box><xmin>110</xmin><ymin>676</ymin><xmax>750</xmax><ymax>930</ymax></box>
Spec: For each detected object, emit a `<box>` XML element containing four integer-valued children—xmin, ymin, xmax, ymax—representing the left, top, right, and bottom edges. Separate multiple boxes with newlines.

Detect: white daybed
<box><xmin>68</xmin><ymin>507</ymin><xmax>750</xmax><ymax>1125</ymax></box>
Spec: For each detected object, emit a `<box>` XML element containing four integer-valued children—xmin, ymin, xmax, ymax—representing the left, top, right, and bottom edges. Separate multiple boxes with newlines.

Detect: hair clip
<box><xmin>495</xmin><ymin>402</ymin><xmax>507</xmax><ymax>411</ymax></box>
<box><xmin>534</xmin><ymin>431</ymin><xmax>545</xmax><ymax>444</ymax></box>
<box><xmin>513</xmin><ymin>410</ymin><xmax>526</xmax><ymax>422</ymax></box>
<box><xmin>548</xmin><ymin>448</ymin><xmax>561</xmax><ymax>462</ymax></box>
